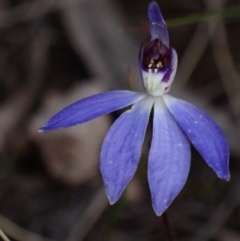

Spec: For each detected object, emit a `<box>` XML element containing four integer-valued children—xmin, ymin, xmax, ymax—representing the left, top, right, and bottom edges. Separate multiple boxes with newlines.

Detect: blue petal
<box><xmin>148</xmin><ymin>99</ymin><xmax>191</xmax><ymax>216</ymax></box>
<box><xmin>163</xmin><ymin>95</ymin><xmax>230</xmax><ymax>180</ymax></box>
<box><xmin>39</xmin><ymin>91</ymin><xmax>146</xmax><ymax>132</ymax></box>
<box><xmin>148</xmin><ymin>1</ymin><xmax>169</xmax><ymax>47</ymax></box>
<box><xmin>100</xmin><ymin>98</ymin><xmax>153</xmax><ymax>204</ymax></box>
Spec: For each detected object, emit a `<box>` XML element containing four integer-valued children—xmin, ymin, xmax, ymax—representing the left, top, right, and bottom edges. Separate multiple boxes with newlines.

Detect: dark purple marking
<box><xmin>140</xmin><ymin>39</ymin><xmax>171</xmax><ymax>72</ymax></box>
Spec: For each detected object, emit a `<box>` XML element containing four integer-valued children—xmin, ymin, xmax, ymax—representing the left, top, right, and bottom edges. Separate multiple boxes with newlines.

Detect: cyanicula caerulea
<box><xmin>39</xmin><ymin>1</ymin><xmax>229</xmax><ymax>215</ymax></box>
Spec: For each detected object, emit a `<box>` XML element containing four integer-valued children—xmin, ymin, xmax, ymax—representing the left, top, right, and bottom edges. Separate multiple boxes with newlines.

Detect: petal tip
<box><xmin>153</xmin><ymin>204</ymin><xmax>168</xmax><ymax>217</ymax></box>
<box><xmin>154</xmin><ymin>210</ymin><xmax>163</xmax><ymax>217</ymax></box>
<box><xmin>38</xmin><ymin>127</ymin><xmax>45</xmax><ymax>133</ymax></box>
<box><xmin>109</xmin><ymin>200</ymin><xmax>115</xmax><ymax>205</ymax></box>
<box><xmin>107</xmin><ymin>195</ymin><xmax>117</xmax><ymax>205</ymax></box>
<box><xmin>152</xmin><ymin>197</ymin><xmax>172</xmax><ymax>217</ymax></box>
<box><xmin>225</xmin><ymin>176</ymin><xmax>230</xmax><ymax>181</ymax></box>
<box><xmin>38</xmin><ymin>125</ymin><xmax>52</xmax><ymax>133</ymax></box>
<box><xmin>103</xmin><ymin>184</ymin><xmax>121</xmax><ymax>205</ymax></box>
<box><xmin>38</xmin><ymin>122</ymin><xmax>66</xmax><ymax>133</ymax></box>
<box><xmin>221</xmin><ymin>173</ymin><xmax>230</xmax><ymax>181</ymax></box>
<box><xmin>215</xmin><ymin>166</ymin><xmax>230</xmax><ymax>181</ymax></box>
<box><xmin>148</xmin><ymin>1</ymin><xmax>160</xmax><ymax>15</ymax></box>
<box><xmin>148</xmin><ymin>1</ymin><xmax>159</xmax><ymax>9</ymax></box>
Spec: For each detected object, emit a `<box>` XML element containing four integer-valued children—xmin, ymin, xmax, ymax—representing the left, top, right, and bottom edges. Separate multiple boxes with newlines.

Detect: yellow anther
<box><xmin>156</xmin><ymin>62</ymin><xmax>163</xmax><ymax>68</ymax></box>
<box><xmin>148</xmin><ymin>63</ymin><xmax>153</xmax><ymax>68</ymax></box>
<box><xmin>150</xmin><ymin>59</ymin><xmax>154</xmax><ymax>64</ymax></box>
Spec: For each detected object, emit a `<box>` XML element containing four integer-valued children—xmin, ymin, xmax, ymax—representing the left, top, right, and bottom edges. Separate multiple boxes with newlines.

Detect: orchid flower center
<box><xmin>141</xmin><ymin>39</ymin><xmax>171</xmax><ymax>72</ymax></box>
<box><xmin>140</xmin><ymin>39</ymin><xmax>177</xmax><ymax>97</ymax></box>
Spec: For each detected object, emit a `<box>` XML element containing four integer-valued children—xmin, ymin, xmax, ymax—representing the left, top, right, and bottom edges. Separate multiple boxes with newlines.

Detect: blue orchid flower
<box><xmin>39</xmin><ymin>1</ymin><xmax>229</xmax><ymax>215</ymax></box>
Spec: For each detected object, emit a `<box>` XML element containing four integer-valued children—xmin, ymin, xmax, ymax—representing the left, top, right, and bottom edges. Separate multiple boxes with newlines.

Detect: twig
<box><xmin>0</xmin><ymin>229</ymin><xmax>11</xmax><ymax>241</ymax></box>
<box><xmin>66</xmin><ymin>187</ymin><xmax>109</xmax><ymax>241</ymax></box>
<box><xmin>176</xmin><ymin>22</ymin><xmax>210</xmax><ymax>87</ymax></box>
<box><xmin>59</xmin><ymin>0</ymin><xmax>140</xmax><ymax>89</ymax></box>
<box><xmin>190</xmin><ymin>182</ymin><xmax>240</xmax><ymax>241</ymax></box>
<box><xmin>176</xmin><ymin>0</ymin><xmax>229</xmax><ymax>87</ymax></box>
<box><xmin>173</xmin><ymin>208</ymin><xmax>240</xmax><ymax>241</ymax></box>
<box><xmin>0</xmin><ymin>28</ymin><xmax>52</xmax><ymax>155</ymax></box>
<box><xmin>0</xmin><ymin>215</ymin><xmax>54</xmax><ymax>241</ymax></box>
<box><xmin>0</xmin><ymin>0</ymin><xmax>58</xmax><ymax>28</ymax></box>
<box><xmin>206</xmin><ymin>0</ymin><xmax>240</xmax><ymax>125</ymax></box>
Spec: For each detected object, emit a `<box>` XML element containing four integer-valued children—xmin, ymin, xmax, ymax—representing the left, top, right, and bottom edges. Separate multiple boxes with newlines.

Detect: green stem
<box><xmin>161</xmin><ymin>212</ymin><xmax>175</xmax><ymax>241</ymax></box>
<box><xmin>167</xmin><ymin>5</ymin><xmax>240</xmax><ymax>27</ymax></box>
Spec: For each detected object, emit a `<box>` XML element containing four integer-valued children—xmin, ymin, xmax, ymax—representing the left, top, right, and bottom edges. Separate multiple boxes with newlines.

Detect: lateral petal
<box><xmin>100</xmin><ymin>98</ymin><xmax>153</xmax><ymax>204</ymax></box>
<box><xmin>148</xmin><ymin>98</ymin><xmax>191</xmax><ymax>216</ymax></box>
<box><xmin>39</xmin><ymin>91</ymin><xmax>145</xmax><ymax>132</ymax></box>
<box><xmin>163</xmin><ymin>95</ymin><xmax>230</xmax><ymax>180</ymax></box>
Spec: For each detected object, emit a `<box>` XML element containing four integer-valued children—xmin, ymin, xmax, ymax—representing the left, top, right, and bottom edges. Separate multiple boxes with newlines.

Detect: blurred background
<box><xmin>0</xmin><ymin>0</ymin><xmax>240</xmax><ymax>240</ymax></box>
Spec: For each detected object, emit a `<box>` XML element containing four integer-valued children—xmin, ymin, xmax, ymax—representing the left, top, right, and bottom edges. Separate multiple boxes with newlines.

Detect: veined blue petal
<box><xmin>39</xmin><ymin>91</ymin><xmax>146</xmax><ymax>132</ymax></box>
<box><xmin>148</xmin><ymin>99</ymin><xmax>191</xmax><ymax>216</ymax></box>
<box><xmin>148</xmin><ymin>1</ymin><xmax>169</xmax><ymax>47</ymax></box>
<box><xmin>100</xmin><ymin>98</ymin><xmax>153</xmax><ymax>204</ymax></box>
<box><xmin>163</xmin><ymin>95</ymin><xmax>230</xmax><ymax>180</ymax></box>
